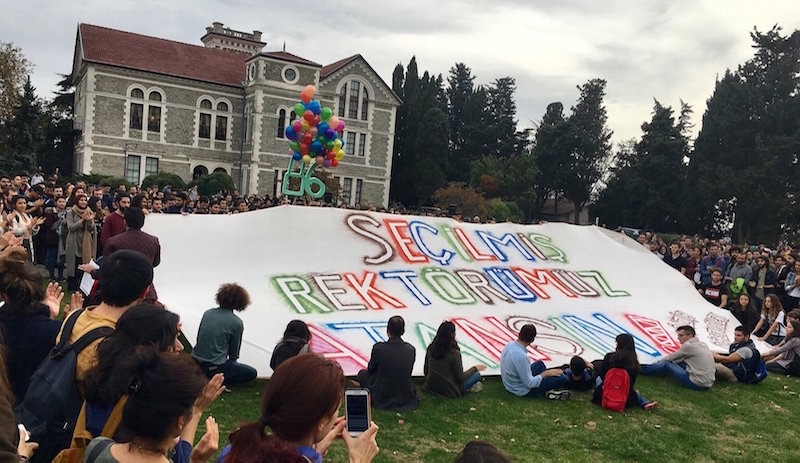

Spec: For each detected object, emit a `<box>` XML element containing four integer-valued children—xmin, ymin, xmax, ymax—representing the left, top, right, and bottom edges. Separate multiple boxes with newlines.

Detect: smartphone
<box><xmin>344</xmin><ymin>388</ymin><xmax>371</xmax><ymax>437</ymax></box>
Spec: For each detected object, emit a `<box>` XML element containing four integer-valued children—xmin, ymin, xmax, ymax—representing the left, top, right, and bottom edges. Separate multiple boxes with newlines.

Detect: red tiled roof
<box><xmin>254</xmin><ymin>51</ymin><xmax>320</xmax><ymax>67</ymax></box>
<box><xmin>78</xmin><ymin>23</ymin><xmax>247</xmax><ymax>87</ymax></box>
<box><xmin>320</xmin><ymin>54</ymin><xmax>359</xmax><ymax>78</ymax></box>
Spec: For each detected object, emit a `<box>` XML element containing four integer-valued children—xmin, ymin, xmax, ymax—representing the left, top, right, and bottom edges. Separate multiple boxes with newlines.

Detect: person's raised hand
<box><xmin>189</xmin><ymin>416</ymin><xmax>218</xmax><ymax>463</ymax></box>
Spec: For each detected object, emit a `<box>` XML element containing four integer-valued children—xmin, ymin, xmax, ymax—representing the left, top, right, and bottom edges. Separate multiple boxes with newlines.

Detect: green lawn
<box><xmin>201</xmin><ymin>373</ymin><xmax>800</xmax><ymax>462</ymax></box>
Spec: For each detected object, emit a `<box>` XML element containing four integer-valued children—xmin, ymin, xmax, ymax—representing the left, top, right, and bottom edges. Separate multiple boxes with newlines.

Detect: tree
<box><xmin>531</xmin><ymin>102</ymin><xmax>572</xmax><ymax>218</ymax></box>
<box><xmin>189</xmin><ymin>172</ymin><xmax>236</xmax><ymax>197</ymax></box>
<box><xmin>41</xmin><ymin>73</ymin><xmax>76</xmax><ymax>174</ymax></box>
<box><xmin>141</xmin><ymin>172</ymin><xmax>187</xmax><ymax>190</ymax></box>
<box><xmin>486</xmin><ymin>77</ymin><xmax>518</xmax><ymax>158</ymax></box>
<box><xmin>685</xmin><ymin>26</ymin><xmax>800</xmax><ymax>242</ymax></box>
<box><xmin>0</xmin><ymin>42</ymin><xmax>32</xmax><ymax>123</ymax></box>
<box><xmin>563</xmin><ymin>78</ymin><xmax>613</xmax><ymax>223</ymax></box>
<box><xmin>0</xmin><ymin>76</ymin><xmax>45</xmax><ymax>174</ymax></box>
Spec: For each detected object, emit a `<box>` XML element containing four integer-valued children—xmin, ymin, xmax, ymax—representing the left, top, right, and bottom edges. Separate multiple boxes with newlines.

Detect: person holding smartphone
<box><xmin>219</xmin><ymin>353</ymin><xmax>379</xmax><ymax>462</ymax></box>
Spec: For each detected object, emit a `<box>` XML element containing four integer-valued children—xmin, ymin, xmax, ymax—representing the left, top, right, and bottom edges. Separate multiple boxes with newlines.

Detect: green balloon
<box><xmin>294</xmin><ymin>103</ymin><xmax>305</xmax><ymax>117</ymax></box>
<box><xmin>321</xmin><ymin>107</ymin><xmax>333</xmax><ymax>121</ymax></box>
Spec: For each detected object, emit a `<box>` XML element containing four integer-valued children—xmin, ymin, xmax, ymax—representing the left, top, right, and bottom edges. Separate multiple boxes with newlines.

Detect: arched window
<box><xmin>197</xmin><ymin>98</ymin><xmax>230</xmax><ymax>141</ymax></box>
<box><xmin>337</xmin><ymin>80</ymin><xmax>371</xmax><ymax>121</ymax></box>
<box><xmin>277</xmin><ymin>109</ymin><xmax>287</xmax><ymax>138</ymax></box>
<box><xmin>217</xmin><ymin>102</ymin><xmax>228</xmax><ymax>112</ymax></box>
<box><xmin>131</xmin><ymin>88</ymin><xmax>144</xmax><ymax>99</ymax></box>
<box><xmin>147</xmin><ymin>91</ymin><xmax>163</xmax><ymax>132</ymax></box>
<box><xmin>129</xmin><ymin>88</ymin><xmax>144</xmax><ymax>130</ymax></box>
<box><xmin>200</xmin><ymin>99</ymin><xmax>213</xmax><ymax>109</ymax></box>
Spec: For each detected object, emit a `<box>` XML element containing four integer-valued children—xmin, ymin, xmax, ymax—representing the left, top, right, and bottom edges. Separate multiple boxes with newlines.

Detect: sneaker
<box><xmin>223</xmin><ymin>386</ymin><xmax>232</xmax><ymax>393</ymax></box>
<box><xmin>644</xmin><ymin>401</ymin><xmax>659</xmax><ymax>411</ymax></box>
<box><xmin>467</xmin><ymin>382</ymin><xmax>483</xmax><ymax>393</ymax></box>
<box><xmin>545</xmin><ymin>389</ymin><xmax>571</xmax><ymax>400</ymax></box>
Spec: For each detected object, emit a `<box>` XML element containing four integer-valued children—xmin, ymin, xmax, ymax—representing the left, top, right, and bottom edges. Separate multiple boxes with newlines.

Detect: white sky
<box><xmin>2</xmin><ymin>0</ymin><xmax>799</xmax><ymax>145</ymax></box>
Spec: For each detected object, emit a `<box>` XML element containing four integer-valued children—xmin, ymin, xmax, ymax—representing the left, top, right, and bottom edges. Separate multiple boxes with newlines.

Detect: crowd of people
<box><xmin>4</xmin><ymin>168</ymin><xmax>800</xmax><ymax>461</ymax></box>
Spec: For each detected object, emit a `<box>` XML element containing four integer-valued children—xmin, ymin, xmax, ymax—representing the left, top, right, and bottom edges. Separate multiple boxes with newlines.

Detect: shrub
<box><xmin>141</xmin><ymin>172</ymin><xmax>187</xmax><ymax>191</ymax></box>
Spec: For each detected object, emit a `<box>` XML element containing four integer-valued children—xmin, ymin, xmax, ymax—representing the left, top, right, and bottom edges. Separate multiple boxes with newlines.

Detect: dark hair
<box><xmin>786</xmin><ymin>319</ymin><xmax>800</xmax><ymax>341</ymax></box>
<box><xmin>121</xmin><ymin>348</ymin><xmax>205</xmax><ymax>444</ymax></box>
<box><xmin>454</xmin><ymin>440</ymin><xmax>512</xmax><ymax>463</ymax></box>
<box><xmin>123</xmin><ymin>207</ymin><xmax>145</xmax><ymax>229</ymax></box>
<box><xmin>518</xmin><ymin>324</ymin><xmax>537</xmax><ymax>344</ymax></box>
<box><xmin>676</xmin><ymin>325</ymin><xmax>696</xmax><ymax>337</ymax></box>
<box><xmin>227</xmin><ymin>354</ymin><xmax>344</xmax><ymax>463</ymax></box>
<box><xmin>87</xmin><ymin>196</ymin><xmax>102</xmax><ymax>211</ymax></box>
<box><xmin>98</xmin><ymin>250</ymin><xmax>153</xmax><ymax>306</ymax></box>
<box><xmin>763</xmin><ymin>294</ymin><xmax>783</xmax><ymax>319</ymax></box>
<box><xmin>786</xmin><ymin>309</ymin><xmax>800</xmax><ymax>321</ymax></box>
<box><xmin>0</xmin><ymin>248</ymin><xmax>45</xmax><ymax>314</ymax></box>
<box><xmin>610</xmin><ymin>333</ymin><xmax>640</xmax><ymax>373</ymax></box>
<box><xmin>569</xmin><ymin>356</ymin><xmax>587</xmax><ymax>374</ymax></box>
<box><xmin>115</xmin><ymin>192</ymin><xmax>131</xmax><ymax>203</ymax></box>
<box><xmin>733</xmin><ymin>325</ymin><xmax>752</xmax><ymax>337</ymax></box>
<box><xmin>11</xmin><ymin>195</ymin><xmax>26</xmax><ymax>208</ymax></box>
<box><xmin>84</xmin><ymin>304</ymin><xmax>180</xmax><ymax>406</ymax></box>
<box><xmin>429</xmin><ymin>321</ymin><xmax>458</xmax><ymax>360</ymax></box>
<box><xmin>387</xmin><ymin>315</ymin><xmax>405</xmax><ymax>337</ymax></box>
<box><xmin>216</xmin><ymin>283</ymin><xmax>250</xmax><ymax>311</ymax></box>
<box><xmin>283</xmin><ymin>320</ymin><xmax>310</xmax><ymax>341</ymax></box>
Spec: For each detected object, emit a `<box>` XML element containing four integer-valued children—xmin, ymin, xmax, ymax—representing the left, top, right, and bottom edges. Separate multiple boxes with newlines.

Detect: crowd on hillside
<box><xmin>3</xmin><ymin>168</ymin><xmax>800</xmax><ymax>462</ymax></box>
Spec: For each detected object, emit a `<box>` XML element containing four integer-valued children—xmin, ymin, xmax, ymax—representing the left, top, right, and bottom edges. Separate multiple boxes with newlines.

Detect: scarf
<box><xmin>72</xmin><ymin>204</ymin><xmax>96</xmax><ymax>264</ymax></box>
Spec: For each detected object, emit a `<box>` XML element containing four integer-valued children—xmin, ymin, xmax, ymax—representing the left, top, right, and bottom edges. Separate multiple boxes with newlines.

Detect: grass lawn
<box><xmin>201</xmin><ymin>373</ymin><xmax>800</xmax><ymax>462</ymax></box>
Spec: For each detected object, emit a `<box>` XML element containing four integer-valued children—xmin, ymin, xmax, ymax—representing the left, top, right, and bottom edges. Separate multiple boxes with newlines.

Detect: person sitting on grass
<box><xmin>500</xmin><ymin>324</ymin><xmax>570</xmax><ymax>400</ymax></box>
<box><xmin>592</xmin><ymin>334</ymin><xmax>658</xmax><ymax>410</ymax></box>
<box><xmin>219</xmin><ymin>353</ymin><xmax>379</xmax><ymax>463</ymax></box>
<box><xmin>454</xmin><ymin>440</ymin><xmax>512</xmax><ymax>463</ymax></box>
<box><xmin>192</xmin><ymin>283</ymin><xmax>257</xmax><ymax>389</ymax></box>
<box><xmin>356</xmin><ymin>316</ymin><xmax>418</xmax><ymax>410</ymax></box>
<box><xmin>763</xmin><ymin>319</ymin><xmax>800</xmax><ymax>376</ymax></box>
<box><xmin>562</xmin><ymin>356</ymin><xmax>596</xmax><ymax>391</ymax></box>
<box><xmin>270</xmin><ymin>320</ymin><xmax>311</xmax><ymax>372</ymax></box>
<box><xmin>752</xmin><ymin>294</ymin><xmax>786</xmax><ymax>346</ymax></box>
<box><xmin>423</xmin><ymin>321</ymin><xmax>486</xmax><ymax>397</ymax></box>
<box><xmin>641</xmin><ymin>325</ymin><xmax>715</xmax><ymax>390</ymax></box>
<box><xmin>713</xmin><ymin>325</ymin><xmax>763</xmax><ymax>383</ymax></box>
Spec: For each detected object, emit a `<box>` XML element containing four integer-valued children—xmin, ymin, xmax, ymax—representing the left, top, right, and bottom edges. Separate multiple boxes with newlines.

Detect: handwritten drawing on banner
<box><xmin>144</xmin><ymin>206</ymin><xmax>740</xmax><ymax>377</ymax></box>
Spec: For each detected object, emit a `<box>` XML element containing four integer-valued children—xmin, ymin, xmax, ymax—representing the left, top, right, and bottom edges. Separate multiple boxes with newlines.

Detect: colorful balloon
<box><xmin>336</xmin><ymin>149</ymin><xmax>345</xmax><ymax>160</ymax></box>
<box><xmin>328</xmin><ymin>116</ymin><xmax>340</xmax><ymax>130</ymax></box>
<box><xmin>292</xmin><ymin>151</ymin><xmax>302</xmax><ymax>161</ymax></box>
<box><xmin>294</xmin><ymin>103</ymin><xmax>305</xmax><ymax>117</ymax></box>
<box><xmin>331</xmin><ymin>158</ymin><xmax>339</xmax><ymax>167</ymax></box>
<box><xmin>323</xmin><ymin>159</ymin><xmax>331</xmax><ymax>167</ymax></box>
<box><xmin>321</xmin><ymin>107</ymin><xmax>332</xmax><ymax>121</ymax></box>
<box><xmin>315</xmin><ymin>155</ymin><xmax>324</xmax><ymax>166</ymax></box>
<box><xmin>302</xmin><ymin>154</ymin><xmax>312</xmax><ymax>164</ymax></box>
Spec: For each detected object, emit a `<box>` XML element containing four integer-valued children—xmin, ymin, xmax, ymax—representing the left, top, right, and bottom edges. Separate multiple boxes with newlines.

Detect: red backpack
<box><xmin>601</xmin><ymin>368</ymin><xmax>630</xmax><ymax>413</ymax></box>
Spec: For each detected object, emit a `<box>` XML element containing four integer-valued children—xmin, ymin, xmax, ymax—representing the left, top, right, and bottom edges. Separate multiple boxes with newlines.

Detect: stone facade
<box><xmin>72</xmin><ymin>23</ymin><xmax>400</xmax><ymax>207</ymax></box>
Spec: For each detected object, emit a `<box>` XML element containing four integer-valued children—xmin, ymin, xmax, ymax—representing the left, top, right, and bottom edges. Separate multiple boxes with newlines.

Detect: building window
<box><xmin>125</xmin><ymin>155</ymin><xmax>159</xmax><ymax>185</ymax></box>
<box><xmin>197</xmin><ymin>98</ymin><xmax>230</xmax><ymax>142</ymax></box>
<box><xmin>342</xmin><ymin>177</ymin><xmax>352</xmax><ymax>205</ymax></box>
<box><xmin>345</xmin><ymin>132</ymin><xmax>356</xmax><ymax>157</ymax></box>
<box><xmin>338</xmin><ymin>80</ymin><xmax>371</xmax><ymax>121</ymax></box>
<box><xmin>147</xmin><ymin>106</ymin><xmax>161</xmax><ymax>132</ymax></box>
<box><xmin>215</xmin><ymin>116</ymin><xmax>228</xmax><ymax>141</ymax></box>
<box><xmin>130</xmin><ymin>103</ymin><xmax>143</xmax><ymax>130</ymax></box>
<box><xmin>361</xmin><ymin>88</ymin><xmax>369</xmax><ymax>121</ymax></box>
<box><xmin>355</xmin><ymin>179</ymin><xmax>363</xmax><ymax>206</ymax></box>
<box><xmin>348</xmin><ymin>81</ymin><xmax>360</xmax><ymax>119</ymax></box>
<box><xmin>129</xmin><ymin>88</ymin><xmax>144</xmax><ymax>130</ymax></box>
<box><xmin>358</xmin><ymin>134</ymin><xmax>366</xmax><ymax>157</ymax></box>
<box><xmin>338</xmin><ymin>85</ymin><xmax>347</xmax><ymax>117</ymax></box>
<box><xmin>277</xmin><ymin>109</ymin><xmax>287</xmax><ymax>138</ymax></box>
<box><xmin>199</xmin><ymin>113</ymin><xmax>211</xmax><ymax>139</ymax></box>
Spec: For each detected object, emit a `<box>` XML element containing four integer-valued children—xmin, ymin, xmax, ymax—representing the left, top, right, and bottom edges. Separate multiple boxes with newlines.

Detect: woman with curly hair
<box><xmin>192</xmin><ymin>283</ymin><xmax>257</xmax><ymax>388</ymax></box>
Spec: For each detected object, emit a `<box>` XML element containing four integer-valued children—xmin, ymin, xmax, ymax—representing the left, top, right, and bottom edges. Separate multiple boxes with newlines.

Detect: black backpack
<box><xmin>15</xmin><ymin>309</ymin><xmax>114</xmax><ymax>463</ymax></box>
<box><xmin>729</xmin><ymin>340</ymin><xmax>767</xmax><ymax>384</ymax></box>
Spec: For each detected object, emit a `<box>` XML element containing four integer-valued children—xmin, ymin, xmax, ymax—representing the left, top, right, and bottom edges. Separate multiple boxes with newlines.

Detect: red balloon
<box><xmin>331</xmin><ymin>159</ymin><xmax>339</xmax><ymax>167</ymax></box>
<box><xmin>303</xmin><ymin>110</ymin><xmax>315</xmax><ymax>122</ymax></box>
<box><xmin>302</xmin><ymin>132</ymin><xmax>313</xmax><ymax>144</ymax></box>
<box><xmin>300</xmin><ymin>143</ymin><xmax>310</xmax><ymax>154</ymax></box>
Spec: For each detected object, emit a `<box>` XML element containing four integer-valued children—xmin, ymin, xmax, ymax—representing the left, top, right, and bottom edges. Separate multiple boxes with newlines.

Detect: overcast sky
<box><xmin>2</xmin><ymin>0</ymin><xmax>799</xmax><ymax>145</ymax></box>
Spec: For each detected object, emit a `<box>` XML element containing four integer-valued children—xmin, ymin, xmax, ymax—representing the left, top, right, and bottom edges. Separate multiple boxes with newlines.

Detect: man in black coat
<box><xmin>356</xmin><ymin>316</ymin><xmax>419</xmax><ymax>410</ymax></box>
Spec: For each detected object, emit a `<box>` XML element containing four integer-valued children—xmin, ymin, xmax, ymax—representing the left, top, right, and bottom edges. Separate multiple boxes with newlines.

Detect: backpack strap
<box><xmin>99</xmin><ymin>395</ymin><xmax>128</xmax><ymax>437</ymax></box>
<box><xmin>85</xmin><ymin>438</ymin><xmax>114</xmax><ymax>463</ymax></box>
<box><xmin>52</xmin><ymin>309</ymin><xmax>87</xmax><ymax>354</ymax></box>
<box><xmin>71</xmin><ymin>326</ymin><xmax>115</xmax><ymax>354</ymax></box>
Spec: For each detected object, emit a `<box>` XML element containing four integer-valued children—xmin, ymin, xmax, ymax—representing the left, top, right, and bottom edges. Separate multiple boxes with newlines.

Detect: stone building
<box><xmin>71</xmin><ymin>21</ymin><xmax>400</xmax><ymax>206</ymax></box>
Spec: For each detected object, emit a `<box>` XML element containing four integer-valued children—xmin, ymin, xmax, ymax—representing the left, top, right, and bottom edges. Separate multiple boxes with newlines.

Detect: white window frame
<box><xmin>125</xmin><ymin>154</ymin><xmax>160</xmax><ymax>185</ymax></box>
<box><xmin>196</xmin><ymin>96</ymin><xmax>232</xmax><ymax>145</ymax></box>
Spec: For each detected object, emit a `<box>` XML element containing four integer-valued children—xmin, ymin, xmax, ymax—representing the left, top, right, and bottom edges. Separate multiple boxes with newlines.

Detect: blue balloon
<box><xmin>292</xmin><ymin>151</ymin><xmax>302</xmax><ymax>160</ymax></box>
<box><xmin>308</xmin><ymin>100</ymin><xmax>321</xmax><ymax>115</ymax></box>
<box><xmin>285</xmin><ymin>126</ymin><xmax>296</xmax><ymax>140</ymax></box>
<box><xmin>311</xmin><ymin>140</ymin><xmax>323</xmax><ymax>154</ymax></box>
<box><xmin>318</xmin><ymin>122</ymin><xmax>330</xmax><ymax>134</ymax></box>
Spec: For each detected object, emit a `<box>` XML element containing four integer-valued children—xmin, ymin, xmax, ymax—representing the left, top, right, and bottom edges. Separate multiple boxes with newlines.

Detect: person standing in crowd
<box><xmin>3</xmin><ymin>195</ymin><xmax>44</xmax><ymax>261</ymax></box>
<box><xmin>663</xmin><ymin>241</ymin><xmax>688</xmax><ymax>276</ymax></box>
<box><xmin>641</xmin><ymin>325</ymin><xmax>715</xmax><ymax>390</ymax></box>
<box><xmin>748</xmin><ymin>255</ymin><xmax>777</xmax><ymax>309</ymax></box>
<box><xmin>65</xmin><ymin>193</ymin><xmax>96</xmax><ymax>292</ymax></box>
<box><xmin>192</xmin><ymin>283</ymin><xmax>257</xmax><ymax>389</ymax></box>
<box><xmin>356</xmin><ymin>316</ymin><xmax>419</xmax><ymax>410</ymax></box>
<box><xmin>423</xmin><ymin>321</ymin><xmax>486</xmax><ymax>397</ymax></box>
<box><xmin>784</xmin><ymin>260</ymin><xmax>800</xmax><ymax>310</ymax></box>
<box><xmin>100</xmin><ymin>192</ymin><xmax>130</xmax><ymax>248</ymax></box>
<box><xmin>500</xmin><ymin>324</ymin><xmax>570</xmax><ymax>399</ymax></box>
<box><xmin>43</xmin><ymin>196</ymin><xmax>68</xmax><ymax>281</ymax></box>
<box><xmin>698</xmin><ymin>267</ymin><xmax>728</xmax><ymax>308</ymax></box>
<box><xmin>700</xmin><ymin>244</ymin><xmax>728</xmax><ymax>286</ymax></box>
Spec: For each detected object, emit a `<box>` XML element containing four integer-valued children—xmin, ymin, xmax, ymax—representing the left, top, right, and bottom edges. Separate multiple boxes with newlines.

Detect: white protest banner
<box><xmin>144</xmin><ymin>206</ymin><xmax>740</xmax><ymax>377</ymax></box>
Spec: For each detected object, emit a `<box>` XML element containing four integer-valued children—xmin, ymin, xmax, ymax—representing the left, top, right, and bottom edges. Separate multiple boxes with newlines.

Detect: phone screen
<box><xmin>345</xmin><ymin>392</ymin><xmax>370</xmax><ymax>435</ymax></box>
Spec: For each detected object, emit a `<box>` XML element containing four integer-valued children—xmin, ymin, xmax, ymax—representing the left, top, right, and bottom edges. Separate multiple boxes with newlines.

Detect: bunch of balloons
<box><xmin>284</xmin><ymin>85</ymin><xmax>346</xmax><ymax>168</ymax></box>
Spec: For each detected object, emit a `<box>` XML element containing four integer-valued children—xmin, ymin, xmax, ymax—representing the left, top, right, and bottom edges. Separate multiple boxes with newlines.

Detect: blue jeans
<box><xmin>525</xmin><ymin>360</ymin><xmax>567</xmax><ymax>397</ymax></box>
<box><xmin>45</xmin><ymin>247</ymin><xmax>64</xmax><ymax>280</ymax></box>
<box><xmin>464</xmin><ymin>371</ymin><xmax>482</xmax><ymax>390</ymax></box>
<box><xmin>641</xmin><ymin>361</ymin><xmax>709</xmax><ymax>390</ymax></box>
<box><xmin>197</xmin><ymin>359</ymin><xmax>257</xmax><ymax>386</ymax></box>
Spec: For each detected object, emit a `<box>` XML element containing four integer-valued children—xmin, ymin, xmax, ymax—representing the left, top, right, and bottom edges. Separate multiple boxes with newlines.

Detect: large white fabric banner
<box><xmin>144</xmin><ymin>206</ymin><xmax>742</xmax><ymax>377</ymax></box>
